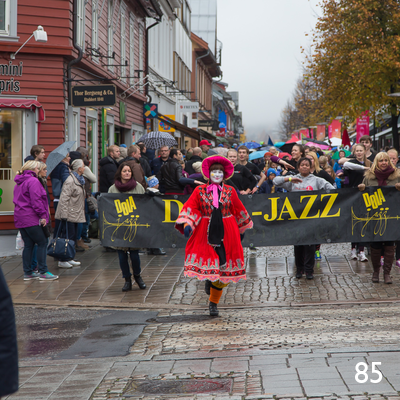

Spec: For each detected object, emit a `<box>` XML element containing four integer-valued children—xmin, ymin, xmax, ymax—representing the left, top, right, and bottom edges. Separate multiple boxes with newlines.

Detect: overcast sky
<box><xmin>217</xmin><ymin>0</ymin><xmax>320</xmax><ymax>142</ymax></box>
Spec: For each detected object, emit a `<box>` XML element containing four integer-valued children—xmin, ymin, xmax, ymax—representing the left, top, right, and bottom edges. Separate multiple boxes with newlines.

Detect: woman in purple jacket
<box><xmin>13</xmin><ymin>161</ymin><xmax>58</xmax><ymax>281</ymax></box>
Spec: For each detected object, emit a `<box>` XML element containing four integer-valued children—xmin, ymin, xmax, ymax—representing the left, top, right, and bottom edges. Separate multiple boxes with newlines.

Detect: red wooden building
<box><xmin>0</xmin><ymin>0</ymin><xmax>162</xmax><ymax>230</ymax></box>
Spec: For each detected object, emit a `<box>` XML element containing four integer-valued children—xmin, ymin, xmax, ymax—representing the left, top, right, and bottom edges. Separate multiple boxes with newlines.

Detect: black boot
<box><xmin>209</xmin><ymin>301</ymin><xmax>219</xmax><ymax>317</ymax></box>
<box><xmin>122</xmin><ymin>277</ymin><xmax>132</xmax><ymax>292</ymax></box>
<box><xmin>134</xmin><ymin>275</ymin><xmax>146</xmax><ymax>289</ymax></box>
<box><xmin>205</xmin><ymin>280</ymin><xmax>211</xmax><ymax>295</ymax></box>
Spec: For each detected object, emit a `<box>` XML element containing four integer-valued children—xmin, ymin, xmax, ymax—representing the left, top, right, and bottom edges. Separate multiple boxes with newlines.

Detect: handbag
<box><xmin>47</xmin><ymin>220</ymin><xmax>76</xmax><ymax>261</ymax></box>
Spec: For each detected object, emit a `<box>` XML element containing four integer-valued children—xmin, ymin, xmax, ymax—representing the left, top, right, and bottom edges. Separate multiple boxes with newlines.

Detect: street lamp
<box><xmin>10</xmin><ymin>26</ymin><xmax>48</xmax><ymax>60</ymax></box>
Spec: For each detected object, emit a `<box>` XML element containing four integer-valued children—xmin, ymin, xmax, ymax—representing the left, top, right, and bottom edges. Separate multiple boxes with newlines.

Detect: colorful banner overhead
<box><xmin>300</xmin><ymin>129</ymin><xmax>309</xmax><ymax>139</ymax></box>
<box><xmin>356</xmin><ymin>112</ymin><xmax>370</xmax><ymax>143</ymax></box>
<box><xmin>316</xmin><ymin>125</ymin><xmax>326</xmax><ymax>141</ymax></box>
<box><xmin>328</xmin><ymin>120</ymin><xmax>341</xmax><ymax>139</ymax></box>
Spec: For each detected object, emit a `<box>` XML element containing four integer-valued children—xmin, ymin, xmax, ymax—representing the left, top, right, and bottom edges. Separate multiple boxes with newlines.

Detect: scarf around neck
<box><xmin>115</xmin><ymin>178</ymin><xmax>137</xmax><ymax>192</ymax></box>
<box><xmin>207</xmin><ymin>183</ymin><xmax>223</xmax><ymax>208</ymax></box>
<box><xmin>72</xmin><ymin>171</ymin><xmax>85</xmax><ymax>185</ymax></box>
<box><xmin>374</xmin><ymin>166</ymin><xmax>394</xmax><ymax>186</ymax></box>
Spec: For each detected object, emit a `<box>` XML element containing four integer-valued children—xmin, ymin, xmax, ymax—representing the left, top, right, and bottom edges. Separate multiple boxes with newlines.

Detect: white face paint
<box><xmin>210</xmin><ymin>169</ymin><xmax>224</xmax><ymax>184</ymax></box>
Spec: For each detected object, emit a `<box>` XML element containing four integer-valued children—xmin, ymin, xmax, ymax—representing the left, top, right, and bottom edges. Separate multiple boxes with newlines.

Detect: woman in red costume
<box><xmin>175</xmin><ymin>155</ymin><xmax>253</xmax><ymax>316</ymax></box>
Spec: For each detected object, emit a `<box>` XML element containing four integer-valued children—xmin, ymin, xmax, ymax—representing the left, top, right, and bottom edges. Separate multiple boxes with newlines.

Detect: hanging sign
<box><xmin>356</xmin><ymin>112</ymin><xmax>370</xmax><ymax>143</ymax></box>
<box><xmin>71</xmin><ymin>85</ymin><xmax>116</xmax><ymax>107</ymax></box>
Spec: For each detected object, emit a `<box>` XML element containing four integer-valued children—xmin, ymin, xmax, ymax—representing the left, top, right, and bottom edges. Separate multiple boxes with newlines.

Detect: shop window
<box><xmin>0</xmin><ymin>109</ymin><xmax>23</xmax><ymax>213</ymax></box>
<box><xmin>0</xmin><ymin>0</ymin><xmax>18</xmax><ymax>41</ymax></box>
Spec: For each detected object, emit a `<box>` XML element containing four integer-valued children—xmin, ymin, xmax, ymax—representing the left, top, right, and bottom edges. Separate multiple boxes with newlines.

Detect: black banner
<box><xmin>71</xmin><ymin>84</ymin><xmax>116</xmax><ymax>107</ymax></box>
<box><xmin>98</xmin><ymin>187</ymin><xmax>400</xmax><ymax>248</ymax></box>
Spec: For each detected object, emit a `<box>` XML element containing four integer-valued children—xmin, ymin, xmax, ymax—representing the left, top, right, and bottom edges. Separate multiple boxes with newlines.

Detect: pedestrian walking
<box><xmin>0</xmin><ymin>266</ymin><xmax>18</xmax><ymax>398</ymax></box>
<box><xmin>358</xmin><ymin>152</ymin><xmax>400</xmax><ymax>284</ymax></box>
<box><xmin>273</xmin><ymin>157</ymin><xmax>335</xmax><ymax>280</ymax></box>
<box><xmin>54</xmin><ymin>159</ymin><xmax>86</xmax><ymax>268</ymax></box>
<box><xmin>175</xmin><ymin>155</ymin><xmax>253</xmax><ymax>317</ymax></box>
<box><xmin>99</xmin><ymin>145</ymin><xmax>120</xmax><ymax>192</ymax></box>
<box><xmin>108</xmin><ymin>162</ymin><xmax>147</xmax><ymax>292</ymax></box>
<box><xmin>340</xmin><ymin>144</ymin><xmax>371</xmax><ymax>261</ymax></box>
<box><xmin>13</xmin><ymin>161</ymin><xmax>58</xmax><ymax>281</ymax></box>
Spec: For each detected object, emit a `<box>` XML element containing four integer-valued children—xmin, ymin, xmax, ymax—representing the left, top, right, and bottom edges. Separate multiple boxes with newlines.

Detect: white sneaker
<box><xmin>58</xmin><ymin>261</ymin><xmax>72</xmax><ymax>268</ymax></box>
<box><xmin>68</xmin><ymin>260</ymin><xmax>81</xmax><ymax>266</ymax></box>
<box><xmin>359</xmin><ymin>251</ymin><xmax>368</xmax><ymax>262</ymax></box>
<box><xmin>351</xmin><ymin>248</ymin><xmax>358</xmax><ymax>260</ymax></box>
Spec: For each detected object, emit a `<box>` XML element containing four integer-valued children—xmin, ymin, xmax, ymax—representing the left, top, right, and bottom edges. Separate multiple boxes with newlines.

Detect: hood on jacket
<box><xmin>100</xmin><ymin>156</ymin><xmax>118</xmax><ymax>167</ymax></box>
<box><xmin>14</xmin><ymin>170</ymin><xmax>37</xmax><ymax>185</ymax></box>
<box><xmin>24</xmin><ymin>155</ymin><xmax>35</xmax><ymax>162</ymax></box>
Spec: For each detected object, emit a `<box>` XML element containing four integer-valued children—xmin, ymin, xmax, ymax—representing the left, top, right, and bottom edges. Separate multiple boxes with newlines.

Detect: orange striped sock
<box><xmin>209</xmin><ymin>287</ymin><xmax>223</xmax><ymax>304</ymax></box>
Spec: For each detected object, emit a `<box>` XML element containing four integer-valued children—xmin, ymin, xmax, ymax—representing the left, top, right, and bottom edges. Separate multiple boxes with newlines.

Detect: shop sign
<box><xmin>143</xmin><ymin>103</ymin><xmax>158</xmax><ymax>118</ymax></box>
<box><xmin>71</xmin><ymin>84</ymin><xmax>116</xmax><ymax>107</ymax></box>
<box><xmin>0</xmin><ymin>61</ymin><xmax>23</xmax><ymax>94</ymax></box>
<box><xmin>192</xmin><ymin>119</ymin><xmax>198</xmax><ymax>129</ymax></box>
<box><xmin>158</xmin><ymin>115</ymin><xmax>175</xmax><ymax>133</ymax></box>
<box><xmin>199</xmin><ymin>119</ymin><xmax>219</xmax><ymax>130</ymax></box>
<box><xmin>120</xmin><ymin>101</ymin><xmax>126</xmax><ymax>124</ymax></box>
<box><xmin>178</xmin><ymin>102</ymin><xmax>199</xmax><ymax>112</ymax></box>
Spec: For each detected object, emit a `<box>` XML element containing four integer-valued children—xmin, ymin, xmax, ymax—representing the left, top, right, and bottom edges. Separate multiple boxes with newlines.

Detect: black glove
<box><xmin>184</xmin><ymin>225</ymin><xmax>192</xmax><ymax>238</ymax></box>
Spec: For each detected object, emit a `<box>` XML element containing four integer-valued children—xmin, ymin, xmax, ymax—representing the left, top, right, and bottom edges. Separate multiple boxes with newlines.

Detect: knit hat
<box><xmin>69</xmin><ymin>151</ymin><xmax>82</xmax><ymax>166</ymax></box>
<box><xmin>147</xmin><ymin>176</ymin><xmax>159</xmax><ymax>188</ymax></box>
<box><xmin>267</xmin><ymin>168</ymin><xmax>277</xmax><ymax>177</ymax></box>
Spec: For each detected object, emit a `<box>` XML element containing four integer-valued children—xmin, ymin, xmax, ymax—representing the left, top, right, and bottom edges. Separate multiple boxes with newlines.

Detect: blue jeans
<box><xmin>31</xmin><ymin>244</ymin><xmax>38</xmax><ymax>270</ymax></box>
<box><xmin>19</xmin><ymin>226</ymin><xmax>48</xmax><ymax>274</ymax></box>
<box><xmin>117</xmin><ymin>250</ymin><xmax>141</xmax><ymax>278</ymax></box>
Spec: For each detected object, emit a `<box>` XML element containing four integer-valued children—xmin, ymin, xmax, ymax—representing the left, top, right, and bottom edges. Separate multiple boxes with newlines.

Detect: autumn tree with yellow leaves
<box><xmin>305</xmin><ymin>0</ymin><xmax>400</xmax><ymax>149</ymax></box>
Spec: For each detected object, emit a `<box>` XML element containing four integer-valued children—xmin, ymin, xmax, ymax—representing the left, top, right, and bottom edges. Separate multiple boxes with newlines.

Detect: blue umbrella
<box><xmin>242</xmin><ymin>141</ymin><xmax>261</xmax><ymax>149</ymax></box>
<box><xmin>46</xmin><ymin>141</ymin><xmax>76</xmax><ymax>177</ymax></box>
<box><xmin>249</xmin><ymin>150</ymin><xmax>268</xmax><ymax>161</ymax></box>
<box><xmin>274</xmin><ymin>142</ymin><xmax>286</xmax><ymax>148</ymax></box>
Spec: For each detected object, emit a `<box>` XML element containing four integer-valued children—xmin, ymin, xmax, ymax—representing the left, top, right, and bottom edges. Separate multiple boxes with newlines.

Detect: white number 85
<box><xmin>355</xmin><ymin>362</ymin><xmax>382</xmax><ymax>383</ymax></box>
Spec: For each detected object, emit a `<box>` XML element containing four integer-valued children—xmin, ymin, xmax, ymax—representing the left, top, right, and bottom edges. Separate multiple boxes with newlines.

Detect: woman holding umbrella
<box><xmin>175</xmin><ymin>156</ymin><xmax>253</xmax><ymax>317</ymax></box>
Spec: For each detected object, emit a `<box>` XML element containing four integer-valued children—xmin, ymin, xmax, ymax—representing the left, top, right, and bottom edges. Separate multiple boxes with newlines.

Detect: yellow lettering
<box><xmin>363</xmin><ymin>193</ymin><xmax>371</xmax><ymax>208</ymax></box>
<box><xmin>370</xmin><ymin>193</ymin><xmax>378</xmax><ymax>209</ymax></box>
<box><xmin>114</xmin><ymin>200</ymin><xmax>122</xmax><ymax>214</ymax></box>
<box><xmin>162</xmin><ymin>199</ymin><xmax>184</xmax><ymax>223</ymax></box>
<box><xmin>377</xmin><ymin>188</ymin><xmax>386</xmax><ymax>203</ymax></box>
<box><xmin>121</xmin><ymin>202</ymin><xmax>129</xmax><ymax>215</ymax></box>
<box><xmin>277</xmin><ymin>197</ymin><xmax>298</xmax><ymax>220</ymax></box>
<box><xmin>129</xmin><ymin>196</ymin><xmax>137</xmax><ymax>210</ymax></box>
<box><xmin>299</xmin><ymin>195</ymin><xmax>320</xmax><ymax>219</ymax></box>
<box><xmin>264</xmin><ymin>197</ymin><xmax>279</xmax><ymax>221</ymax></box>
<box><xmin>320</xmin><ymin>193</ymin><xmax>340</xmax><ymax>218</ymax></box>
<box><xmin>375</xmin><ymin>192</ymin><xmax>382</xmax><ymax>206</ymax></box>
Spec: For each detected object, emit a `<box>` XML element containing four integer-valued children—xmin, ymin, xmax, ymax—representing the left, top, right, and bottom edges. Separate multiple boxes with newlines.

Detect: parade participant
<box><xmin>108</xmin><ymin>162</ymin><xmax>147</xmax><ymax>291</ymax></box>
<box><xmin>13</xmin><ymin>161</ymin><xmax>58</xmax><ymax>281</ymax></box>
<box><xmin>227</xmin><ymin>149</ymin><xmax>257</xmax><ymax>194</ymax></box>
<box><xmin>333</xmin><ymin>150</ymin><xmax>346</xmax><ymax>172</ymax></box>
<box><xmin>285</xmin><ymin>144</ymin><xmax>305</xmax><ymax>173</ymax></box>
<box><xmin>175</xmin><ymin>156</ymin><xmax>253</xmax><ymax>317</ymax></box>
<box><xmin>124</xmin><ymin>145</ymin><xmax>147</xmax><ymax>188</ymax></box>
<box><xmin>274</xmin><ymin>157</ymin><xmax>335</xmax><ymax>280</ymax></box>
<box><xmin>237</xmin><ymin>145</ymin><xmax>261</xmax><ymax>176</ymax></box>
<box><xmin>341</xmin><ymin>144</ymin><xmax>371</xmax><ymax>261</ymax></box>
<box><xmin>359</xmin><ymin>152</ymin><xmax>400</xmax><ymax>283</ymax></box>
<box><xmin>306</xmin><ymin>152</ymin><xmax>335</xmax><ymax>185</ymax></box>
<box><xmin>185</xmin><ymin>147</ymin><xmax>203</xmax><ymax>175</ymax></box>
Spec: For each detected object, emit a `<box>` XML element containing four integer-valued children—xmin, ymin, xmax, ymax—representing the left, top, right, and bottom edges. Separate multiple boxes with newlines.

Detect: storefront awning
<box><xmin>0</xmin><ymin>99</ymin><xmax>45</xmax><ymax>122</ymax></box>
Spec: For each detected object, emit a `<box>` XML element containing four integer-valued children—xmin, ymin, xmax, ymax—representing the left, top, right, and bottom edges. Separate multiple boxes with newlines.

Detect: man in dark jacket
<box><xmin>184</xmin><ymin>147</ymin><xmax>202</xmax><ymax>175</ymax></box>
<box><xmin>136</xmin><ymin>143</ymin><xmax>152</xmax><ymax>177</ymax></box>
<box><xmin>158</xmin><ymin>149</ymin><xmax>186</xmax><ymax>194</ymax></box>
<box><xmin>151</xmin><ymin>146</ymin><xmax>170</xmax><ymax>175</ymax></box>
<box><xmin>0</xmin><ymin>266</ymin><xmax>18</xmax><ymax>398</ymax></box>
<box><xmin>124</xmin><ymin>145</ymin><xmax>147</xmax><ymax>188</ymax></box>
<box><xmin>24</xmin><ymin>144</ymin><xmax>46</xmax><ymax>162</ymax></box>
<box><xmin>50</xmin><ymin>155</ymin><xmax>71</xmax><ymax>211</ymax></box>
<box><xmin>99</xmin><ymin>145</ymin><xmax>120</xmax><ymax>193</ymax></box>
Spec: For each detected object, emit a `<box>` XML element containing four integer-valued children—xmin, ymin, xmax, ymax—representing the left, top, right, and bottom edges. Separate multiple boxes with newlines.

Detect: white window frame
<box><xmin>108</xmin><ymin>0</ymin><xmax>114</xmax><ymax>72</ymax></box>
<box><xmin>138</xmin><ymin>23</ymin><xmax>144</xmax><ymax>92</ymax></box>
<box><xmin>120</xmin><ymin>4</ymin><xmax>126</xmax><ymax>82</ymax></box>
<box><xmin>86</xmin><ymin>108</ymin><xmax>98</xmax><ymax>192</ymax></box>
<box><xmin>76</xmin><ymin>0</ymin><xmax>86</xmax><ymax>50</ymax></box>
<box><xmin>92</xmin><ymin>0</ymin><xmax>99</xmax><ymax>62</ymax></box>
<box><xmin>0</xmin><ymin>0</ymin><xmax>18</xmax><ymax>42</ymax></box>
<box><xmin>129</xmin><ymin>14</ymin><xmax>135</xmax><ymax>86</ymax></box>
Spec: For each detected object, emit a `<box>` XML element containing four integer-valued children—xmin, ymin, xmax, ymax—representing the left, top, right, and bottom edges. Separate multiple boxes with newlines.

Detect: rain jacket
<box><xmin>99</xmin><ymin>156</ymin><xmax>119</xmax><ymax>192</ymax></box>
<box><xmin>273</xmin><ymin>173</ymin><xmax>335</xmax><ymax>192</ymax></box>
<box><xmin>50</xmin><ymin>161</ymin><xmax>70</xmax><ymax>198</ymax></box>
<box><xmin>13</xmin><ymin>170</ymin><xmax>49</xmax><ymax>228</ymax></box>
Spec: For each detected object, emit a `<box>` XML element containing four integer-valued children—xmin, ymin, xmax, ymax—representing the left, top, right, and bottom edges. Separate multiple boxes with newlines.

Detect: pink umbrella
<box><xmin>305</xmin><ymin>141</ymin><xmax>331</xmax><ymax>150</ymax></box>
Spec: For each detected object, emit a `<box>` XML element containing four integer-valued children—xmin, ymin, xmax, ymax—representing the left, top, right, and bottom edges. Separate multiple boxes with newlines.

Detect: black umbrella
<box><xmin>136</xmin><ymin>131</ymin><xmax>178</xmax><ymax>150</ymax></box>
<box><xmin>279</xmin><ymin>143</ymin><xmax>296</xmax><ymax>154</ymax></box>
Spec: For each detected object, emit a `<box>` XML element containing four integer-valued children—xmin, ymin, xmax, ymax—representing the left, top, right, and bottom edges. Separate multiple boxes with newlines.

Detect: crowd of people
<box><xmin>11</xmin><ymin>134</ymin><xmax>400</xmax><ymax>294</ymax></box>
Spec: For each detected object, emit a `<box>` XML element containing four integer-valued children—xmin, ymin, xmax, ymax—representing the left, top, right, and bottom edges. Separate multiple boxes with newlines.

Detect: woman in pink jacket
<box><xmin>13</xmin><ymin>161</ymin><xmax>58</xmax><ymax>281</ymax></box>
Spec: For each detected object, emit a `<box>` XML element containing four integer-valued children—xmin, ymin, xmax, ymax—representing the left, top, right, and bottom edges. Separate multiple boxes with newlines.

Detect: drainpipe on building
<box><xmin>145</xmin><ymin>20</ymin><xmax>160</xmax><ymax>130</ymax></box>
<box><xmin>66</xmin><ymin>0</ymin><xmax>83</xmax><ymax>142</ymax></box>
